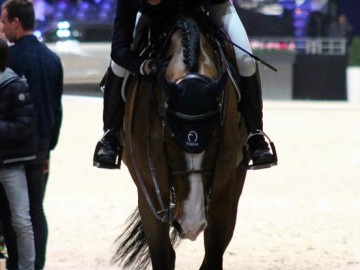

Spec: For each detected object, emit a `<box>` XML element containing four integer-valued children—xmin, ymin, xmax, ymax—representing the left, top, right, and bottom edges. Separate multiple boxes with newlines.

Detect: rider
<box><xmin>93</xmin><ymin>0</ymin><xmax>276</xmax><ymax>169</ymax></box>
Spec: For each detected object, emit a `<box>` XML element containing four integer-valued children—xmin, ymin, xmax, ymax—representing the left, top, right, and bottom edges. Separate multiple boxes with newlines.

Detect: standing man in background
<box><xmin>0</xmin><ymin>0</ymin><xmax>63</xmax><ymax>269</ymax></box>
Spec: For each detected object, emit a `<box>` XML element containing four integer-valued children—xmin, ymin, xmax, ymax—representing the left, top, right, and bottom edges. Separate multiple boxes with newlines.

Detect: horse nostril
<box><xmin>172</xmin><ymin>220</ymin><xmax>183</xmax><ymax>235</ymax></box>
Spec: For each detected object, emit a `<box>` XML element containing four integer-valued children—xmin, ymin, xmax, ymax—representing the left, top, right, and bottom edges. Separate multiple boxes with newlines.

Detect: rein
<box><xmin>127</xmin><ymin>77</ymin><xmax>174</xmax><ymax>224</ymax></box>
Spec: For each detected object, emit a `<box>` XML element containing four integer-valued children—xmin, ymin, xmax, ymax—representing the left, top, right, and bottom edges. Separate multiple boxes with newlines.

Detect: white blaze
<box><xmin>179</xmin><ymin>152</ymin><xmax>208</xmax><ymax>241</ymax></box>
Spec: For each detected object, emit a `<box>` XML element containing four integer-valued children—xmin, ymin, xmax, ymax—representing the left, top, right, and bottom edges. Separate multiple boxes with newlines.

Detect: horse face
<box><xmin>160</xmin><ymin>73</ymin><xmax>228</xmax><ymax>240</ymax></box>
<box><xmin>168</xmin><ymin>138</ymin><xmax>220</xmax><ymax>240</ymax></box>
<box><xmin>170</xmin><ymin>152</ymin><xmax>208</xmax><ymax>241</ymax></box>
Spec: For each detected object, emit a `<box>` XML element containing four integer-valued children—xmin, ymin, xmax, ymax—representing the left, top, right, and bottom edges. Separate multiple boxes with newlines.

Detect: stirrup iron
<box><xmin>243</xmin><ymin>130</ymin><xmax>278</xmax><ymax>170</ymax></box>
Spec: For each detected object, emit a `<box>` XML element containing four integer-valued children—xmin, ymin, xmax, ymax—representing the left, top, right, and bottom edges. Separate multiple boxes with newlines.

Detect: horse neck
<box><xmin>164</xmin><ymin>31</ymin><xmax>188</xmax><ymax>81</ymax></box>
<box><xmin>197</xmin><ymin>32</ymin><xmax>218</xmax><ymax>79</ymax></box>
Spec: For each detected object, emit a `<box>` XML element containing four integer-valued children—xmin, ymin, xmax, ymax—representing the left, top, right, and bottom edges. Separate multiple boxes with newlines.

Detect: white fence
<box><xmin>250</xmin><ymin>37</ymin><xmax>348</xmax><ymax>55</ymax></box>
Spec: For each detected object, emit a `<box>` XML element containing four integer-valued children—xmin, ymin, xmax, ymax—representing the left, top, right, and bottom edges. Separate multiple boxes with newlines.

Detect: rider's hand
<box><xmin>140</xmin><ymin>59</ymin><xmax>167</xmax><ymax>77</ymax></box>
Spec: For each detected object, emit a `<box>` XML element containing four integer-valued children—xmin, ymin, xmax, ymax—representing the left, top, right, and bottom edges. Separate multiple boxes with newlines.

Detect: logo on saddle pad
<box><xmin>186</xmin><ymin>131</ymin><xmax>199</xmax><ymax>147</ymax></box>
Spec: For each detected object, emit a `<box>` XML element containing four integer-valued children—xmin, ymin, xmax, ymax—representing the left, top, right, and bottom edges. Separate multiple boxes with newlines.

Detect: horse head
<box><xmin>156</xmin><ymin>29</ymin><xmax>229</xmax><ymax>240</ymax></box>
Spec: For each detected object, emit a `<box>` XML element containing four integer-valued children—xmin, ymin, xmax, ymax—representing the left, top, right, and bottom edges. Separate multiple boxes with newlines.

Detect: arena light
<box><xmin>56</xmin><ymin>29</ymin><xmax>71</xmax><ymax>39</ymax></box>
<box><xmin>57</xmin><ymin>21</ymin><xmax>70</xmax><ymax>30</ymax></box>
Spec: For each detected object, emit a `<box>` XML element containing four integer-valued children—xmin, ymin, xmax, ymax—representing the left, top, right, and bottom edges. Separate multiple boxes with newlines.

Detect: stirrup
<box><xmin>93</xmin><ymin>131</ymin><xmax>121</xmax><ymax>169</ymax></box>
<box><xmin>243</xmin><ymin>130</ymin><xmax>278</xmax><ymax>170</ymax></box>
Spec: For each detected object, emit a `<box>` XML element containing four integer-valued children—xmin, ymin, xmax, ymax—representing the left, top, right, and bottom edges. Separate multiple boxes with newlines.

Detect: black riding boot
<box><xmin>93</xmin><ymin>67</ymin><xmax>125</xmax><ymax>169</ymax></box>
<box><xmin>240</xmin><ymin>68</ymin><xmax>277</xmax><ymax>169</ymax></box>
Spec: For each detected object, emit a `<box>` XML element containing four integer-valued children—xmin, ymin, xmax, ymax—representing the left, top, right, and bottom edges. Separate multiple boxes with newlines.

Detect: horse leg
<box><xmin>199</xmin><ymin>165</ymin><xmax>247</xmax><ymax>270</ymax></box>
<box><xmin>138</xmin><ymin>195</ymin><xmax>176</xmax><ymax>270</ymax></box>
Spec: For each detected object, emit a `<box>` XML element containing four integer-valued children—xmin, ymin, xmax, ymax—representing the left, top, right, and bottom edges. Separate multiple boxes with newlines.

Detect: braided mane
<box><xmin>176</xmin><ymin>17</ymin><xmax>200</xmax><ymax>72</ymax></box>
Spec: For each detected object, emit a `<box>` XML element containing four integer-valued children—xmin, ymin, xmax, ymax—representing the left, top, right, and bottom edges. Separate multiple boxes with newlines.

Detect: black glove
<box><xmin>140</xmin><ymin>59</ymin><xmax>167</xmax><ymax>77</ymax></box>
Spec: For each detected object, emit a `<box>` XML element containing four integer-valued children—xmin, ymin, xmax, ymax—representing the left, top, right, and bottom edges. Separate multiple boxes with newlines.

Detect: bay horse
<box><xmin>113</xmin><ymin>10</ymin><xmax>248</xmax><ymax>270</ymax></box>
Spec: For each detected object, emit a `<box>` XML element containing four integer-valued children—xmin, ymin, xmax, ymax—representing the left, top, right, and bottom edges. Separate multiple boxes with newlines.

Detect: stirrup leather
<box><xmin>243</xmin><ymin>130</ymin><xmax>278</xmax><ymax>170</ymax></box>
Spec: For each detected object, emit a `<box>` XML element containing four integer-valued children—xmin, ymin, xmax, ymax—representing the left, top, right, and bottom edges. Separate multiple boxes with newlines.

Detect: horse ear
<box><xmin>158</xmin><ymin>73</ymin><xmax>181</xmax><ymax>101</ymax></box>
<box><xmin>207</xmin><ymin>72</ymin><xmax>228</xmax><ymax>98</ymax></box>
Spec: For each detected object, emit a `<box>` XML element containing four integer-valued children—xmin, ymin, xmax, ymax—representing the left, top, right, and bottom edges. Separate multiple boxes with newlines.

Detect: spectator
<box><xmin>328</xmin><ymin>14</ymin><xmax>353</xmax><ymax>42</ymax></box>
<box><xmin>0</xmin><ymin>37</ymin><xmax>36</xmax><ymax>270</ymax></box>
<box><xmin>0</xmin><ymin>1</ymin><xmax>63</xmax><ymax>269</ymax></box>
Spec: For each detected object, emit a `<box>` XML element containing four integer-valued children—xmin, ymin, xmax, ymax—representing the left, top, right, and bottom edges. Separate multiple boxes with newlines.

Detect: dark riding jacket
<box><xmin>111</xmin><ymin>0</ymin><xmax>226</xmax><ymax>74</ymax></box>
<box><xmin>0</xmin><ymin>68</ymin><xmax>37</xmax><ymax>168</ymax></box>
<box><xmin>9</xmin><ymin>35</ymin><xmax>63</xmax><ymax>153</ymax></box>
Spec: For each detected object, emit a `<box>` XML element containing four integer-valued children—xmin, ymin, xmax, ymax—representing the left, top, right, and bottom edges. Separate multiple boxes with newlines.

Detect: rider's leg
<box><xmin>93</xmin><ymin>61</ymin><xmax>126</xmax><ymax>169</ymax></box>
<box><xmin>207</xmin><ymin>0</ymin><xmax>275</xmax><ymax>167</ymax></box>
<box><xmin>238</xmin><ymin>65</ymin><xmax>275</xmax><ymax>166</ymax></box>
<box><xmin>94</xmin><ymin>12</ymin><xmax>151</xmax><ymax>169</ymax></box>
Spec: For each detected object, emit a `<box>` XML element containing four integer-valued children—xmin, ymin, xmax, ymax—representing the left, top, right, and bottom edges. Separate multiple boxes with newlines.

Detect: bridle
<box><xmin>127</xmin><ymin>18</ymin><xmax>231</xmax><ymax>226</ymax></box>
<box><xmin>128</xmin><ymin>72</ymin><xmax>225</xmax><ymax>225</ymax></box>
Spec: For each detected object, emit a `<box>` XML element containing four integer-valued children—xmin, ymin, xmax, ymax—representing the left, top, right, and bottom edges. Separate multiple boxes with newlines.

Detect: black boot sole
<box><xmin>93</xmin><ymin>160</ymin><xmax>120</xmax><ymax>169</ymax></box>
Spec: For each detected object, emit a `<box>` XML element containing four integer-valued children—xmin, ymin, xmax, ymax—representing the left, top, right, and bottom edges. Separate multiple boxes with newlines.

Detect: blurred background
<box><xmin>3</xmin><ymin>0</ymin><xmax>359</xmax><ymax>101</ymax></box>
<box><xmin>24</xmin><ymin>0</ymin><xmax>360</xmax><ymax>38</ymax></box>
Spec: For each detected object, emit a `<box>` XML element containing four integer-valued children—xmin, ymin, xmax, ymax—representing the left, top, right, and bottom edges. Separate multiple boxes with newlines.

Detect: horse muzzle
<box><xmin>173</xmin><ymin>219</ymin><xmax>208</xmax><ymax>241</ymax></box>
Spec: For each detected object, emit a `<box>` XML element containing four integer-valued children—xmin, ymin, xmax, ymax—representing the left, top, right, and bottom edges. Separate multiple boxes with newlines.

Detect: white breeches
<box><xmin>207</xmin><ymin>0</ymin><xmax>256</xmax><ymax>77</ymax></box>
<box><xmin>111</xmin><ymin>60</ymin><xmax>127</xmax><ymax>77</ymax></box>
